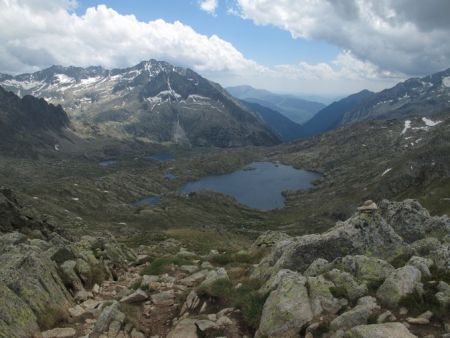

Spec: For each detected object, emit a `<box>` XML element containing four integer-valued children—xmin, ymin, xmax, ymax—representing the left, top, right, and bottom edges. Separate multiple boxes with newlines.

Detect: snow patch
<box><xmin>54</xmin><ymin>74</ymin><xmax>75</xmax><ymax>85</ymax></box>
<box><xmin>401</xmin><ymin>120</ymin><xmax>411</xmax><ymax>135</ymax></box>
<box><xmin>442</xmin><ymin>76</ymin><xmax>450</xmax><ymax>88</ymax></box>
<box><xmin>422</xmin><ymin>117</ymin><xmax>442</xmax><ymax>127</ymax></box>
<box><xmin>381</xmin><ymin>168</ymin><xmax>392</xmax><ymax>176</ymax></box>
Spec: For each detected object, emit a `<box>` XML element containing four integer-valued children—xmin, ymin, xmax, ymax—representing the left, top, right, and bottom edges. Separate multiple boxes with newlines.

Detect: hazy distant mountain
<box><xmin>0</xmin><ymin>86</ymin><xmax>70</xmax><ymax>154</ymax></box>
<box><xmin>227</xmin><ymin>85</ymin><xmax>325</xmax><ymax>124</ymax></box>
<box><xmin>240</xmin><ymin>101</ymin><xmax>304</xmax><ymax>142</ymax></box>
<box><xmin>0</xmin><ymin>60</ymin><xmax>279</xmax><ymax>148</ymax></box>
<box><xmin>341</xmin><ymin>68</ymin><xmax>450</xmax><ymax>124</ymax></box>
<box><xmin>301</xmin><ymin>90</ymin><xmax>374</xmax><ymax>138</ymax></box>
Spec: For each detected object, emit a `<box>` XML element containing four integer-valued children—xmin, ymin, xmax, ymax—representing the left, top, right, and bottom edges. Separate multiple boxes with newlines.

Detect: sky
<box><xmin>0</xmin><ymin>0</ymin><xmax>449</xmax><ymax>97</ymax></box>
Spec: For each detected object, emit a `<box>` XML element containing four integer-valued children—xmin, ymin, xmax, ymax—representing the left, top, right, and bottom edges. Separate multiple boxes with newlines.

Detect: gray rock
<box><xmin>343</xmin><ymin>322</ymin><xmax>417</xmax><ymax>338</ymax></box>
<box><xmin>307</xmin><ymin>275</ymin><xmax>343</xmax><ymax>315</ymax></box>
<box><xmin>199</xmin><ymin>268</ymin><xmax>229</xmax><ymax>290</ymax></box>
<box><xmin>304</xmin><ymin>258</ymin><xmax>332</xmax><ymax>277</ymax></box>
<box><xmin>151</xmin><ymin>290</ymin><xmax>175</xmax><ymax>305</ymax></box>
<box><xmin>407</xmin><ymin>256</ymin><xmax>433</xmax><ymax>278</ymax></box>
<box><xmin>330</xmin><ymin>296</ymin><xmax>380</xmax><ymax>331</ymax></box>
<box><xmin>180</xmin><ymin>265</ymin><xmax>199</xmax><ymax>274</ymax></box>
<box><xmin>256</xmin><ymin>272</ymin><xmax>313</xmax><ymax>338</ymax></box>
<box><xmin>376</xmin><ymin>266</ymin><xmax>422</xmax><ymax>308</ymax></box>
<box><xmin>251</xmin><ymin>231</ymin><xmax>291</xmax><ymax>249</ymax></box>
<box><xmin>93</xmin><ymin>301</ymin><xmax>125</xmax><ymax>334</ymax></box>
<box><xmin>195</xmin><ymin>319</ymin><xmax>219</xmax><ymax>331</ymax></box>
<box><xmin>167</xmin><ymin>318</ymin><xmax>198</xmax><ymax>338</ymax></box>
<box><xmin>41</xmin><ymin>328</ymin><xmax>76</xmax><ymax>338</ymax></box>
<box><xmin>326</xmin><ymin>269</ymin><xmax>368</xmax><ymax>301</ymax></box>
<box><xmin>435</xmin><ymin>281</ymin><xmax>450</xmax><ymax>308</ymax></box>
<box><xmin>120</xmin><ymin>289</ymin><xmax>148</xmax><ymax>303</ymax></box>
<box><xmin>252</xmin><ymin>209</ymin><xmax>404</xmax><ymax>280</ymax></box>
<box><xmin>179</xmin><ymin>270</ymin><xmax>209</xmax><ymax>286</ymax></box>
<box><xmin>337</xmin><ymin>255</ymin><xmax>395</xmax><ymax>285</ymax></box>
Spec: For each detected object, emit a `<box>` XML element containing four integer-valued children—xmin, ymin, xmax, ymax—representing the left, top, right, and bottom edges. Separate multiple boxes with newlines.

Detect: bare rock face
<box><xmin>256</xmin><ymin>272</ymin><xmax>313</xmax><ymax>338</ymax></box>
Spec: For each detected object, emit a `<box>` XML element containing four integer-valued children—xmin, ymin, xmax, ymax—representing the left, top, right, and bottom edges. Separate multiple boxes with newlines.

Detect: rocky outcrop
<box><xmin>0</xmin><ymin>189</ymin><xmax>136</xmax><ymax>337</ymax></box>
<box><xmin>253</xmin><ymin>199</ymin><xmax>449</xmax><ymax>338</ymax></box>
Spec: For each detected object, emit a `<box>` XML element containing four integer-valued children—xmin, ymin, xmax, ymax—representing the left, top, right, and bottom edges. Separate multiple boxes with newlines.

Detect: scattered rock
<box><xmin>166</xmin><ymin>318</ymin><xmax>198</xmax><ymax>338</ymax></box>
<box><xmin>357</xmin><ymin>200</ymin><xmax>378</xmax><ymax>212</ymax></box>
<box><xmin>330</xmin><ymin>296</ymin><xmax>380</xmax><ymax>331</ymax></box>
<box><xmin>41</xmin><ymin>328</ymin><xmax>76</xmax><ymax>338</ymax></box>
<box><xmin>151</xmin><ymin>290</ymin><xmax>175</xmax><ymax>306</ymax></box>
<box><xmin>120</xmin><ymin>289</ymin><xmax>148</xmax><ymax>303</ymax></box>
<box><xmin>343</xmin><ymin>322</ymin><xmax>417</xmax><ymax>338</ymax></box>
<box><xmin>376</xmin><ymin>266</ymin><xmax>422</xmax><ymax>308</ymax></box>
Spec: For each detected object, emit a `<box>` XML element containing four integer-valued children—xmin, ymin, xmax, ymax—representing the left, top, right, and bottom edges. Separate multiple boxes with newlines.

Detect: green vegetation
<box><xmin>199</xmin><ymin>278</ymin><xmax>269</xmax><ymax>330</ymax></box>
<box><xmin>140</xmin><ymin>256</ymin><xmax>192</xmax><ymax>276</ymax></box>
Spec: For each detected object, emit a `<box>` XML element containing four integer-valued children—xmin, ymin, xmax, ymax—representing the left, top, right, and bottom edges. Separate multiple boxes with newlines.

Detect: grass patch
<box><xmin>198</xmin><ymin>278</ymin><xmax>268</xmax><ymax>330</ymax></box>
<box><xmin>140</xmin><ymin>256</ymin><xmax>192</xmax><ymax>276</ymax></box>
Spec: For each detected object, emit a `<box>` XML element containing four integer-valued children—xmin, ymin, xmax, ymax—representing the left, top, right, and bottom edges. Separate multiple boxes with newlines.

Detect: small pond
<box><xmin>179</xmin><ymin>161</ymin><xmax>320</xmax><ymax>210</ymax></box>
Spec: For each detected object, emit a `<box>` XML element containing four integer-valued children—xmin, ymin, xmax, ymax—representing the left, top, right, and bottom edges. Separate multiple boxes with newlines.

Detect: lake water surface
<box><xmin>179</xmin><ymin>161</ymin><xmax>320</xmax><ymax>210</ymax></box>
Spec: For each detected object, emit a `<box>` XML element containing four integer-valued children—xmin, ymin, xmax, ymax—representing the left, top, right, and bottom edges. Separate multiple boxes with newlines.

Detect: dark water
<box><xmin>164</xmin><ymin>171</ymin><xmax>177</xmax><ymax>180</ymax></box>
<box><xmin>179</xmin><ymin>161</ymin><xmax>320</xmax><ymax>210</ymax></box>
<box><xmin>99</xmin><ymin>160</ymin><xmax>117</xmax><ymax>167</ymax></box>
<box><xmin>133</xmin><ymin>195</ymin><xmax>161</xmax><ymax>206</ymax></box>
<box><xmin>144</xmin><ymin>153</ymin><xmax>175</xmax><ymax>162</ymax></box>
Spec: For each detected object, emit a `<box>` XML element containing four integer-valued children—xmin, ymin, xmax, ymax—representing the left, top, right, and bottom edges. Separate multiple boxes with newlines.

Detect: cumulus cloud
<box><xmin>0</xmin><ymin>0</ymin><xmax>256</xmax><ymax>74</ymax></box>
<box><xmin>235</xmin><ymin>0</ymin><xmax>450</xmax><ymax>76</ymax></box>
<box><xmin>0</xmin><ymin>0</ymin><xmax>406</xmax><ymax>95</ymax></box>
<box><xmin>199</xmin><ymin>0</ymin><xmax>218</xmax><ymax>15</ymax></box>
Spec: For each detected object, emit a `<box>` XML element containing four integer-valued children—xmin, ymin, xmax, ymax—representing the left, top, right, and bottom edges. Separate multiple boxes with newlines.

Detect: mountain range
<box><xmin>226</xmin><ymin>85</ymin><xmax>325</xmax><ymax>124</ymax></box>
<box><xmin>0</xmin><ymin>60</ymin><xmax>279</xmax><ymax>148</ymax></box>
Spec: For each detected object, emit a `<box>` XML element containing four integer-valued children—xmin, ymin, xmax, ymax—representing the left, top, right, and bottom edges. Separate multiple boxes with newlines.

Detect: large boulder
<box><xmin>336</xmin><ymin>255</ymin><xmax>395</xmax><ymax>286</ymax></box>
<box><xmin>256</xmin><ymin>272</ymin><xmax>313</xmax><ymax>338</ymax></box>
<box><xmin>379</xmin><ymin>199</ymin><xmax>450</xmax><ymax>242</ymax></box>
<box><xmin>376</xmin><ymin>265</ymin><xmax>422</xmax><ymax>308</ymax></box>
<box><xmin>0</xmin><ymin>283</ymin><xmax>39</xmax><ymax>338</ymax></box>
<box><xmin>330</xmin><ymin>296</ymin><xmax>380</xmax><ymax>331</ymax></box>
<box><xmin>0</xmin><ymin>237</ymin><xmax>73</xmax><ymax>330</ymax></box>
<box><xmin>252</xmin><ymin>210</ymin><xmax>404</xmax><ymax>280</ymax></box>
<box><xmin>344</xmin><ymin>322</ymin><xmax>417</xmax><ymax>338</ymax></box>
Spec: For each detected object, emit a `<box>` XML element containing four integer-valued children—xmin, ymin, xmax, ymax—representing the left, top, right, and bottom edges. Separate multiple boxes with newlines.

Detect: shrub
<box><xmin>140</xmin><ymin>256</ymin><xmax>192</xmax><ymax>276</ymax></box>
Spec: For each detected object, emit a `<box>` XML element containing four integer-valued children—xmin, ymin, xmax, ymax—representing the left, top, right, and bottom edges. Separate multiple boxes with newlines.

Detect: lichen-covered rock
<box><xmin>0</xmin><ymin>240</ymin><xmax>73</xmax><ymax>330</ymax></box>
<box><xmin>251</xmin><ymin>231</ymin><xmax>291</xmax><ymax>249</ymax></box>
<box><xmin>407</xmin><ymin>256</ymin><xmax>433</xmax><ymax>278</ymax></box>
<box><xmin>325</xmin><ymin>269</ymin><xmax>368</xmax><ymax>301</ymax></box>
<box><xmin>307</xmin><ymin>275</ymin><xmax>343</xmax><ymax>315</ymax></box>
<box><xmin>430</xmin><ymin>243</ymin><xmax>450</xmax><ymax>271</ymax></box>
<box><xmin>93</xmin><ymin>301</ymin><xmax>125</xmax><ymax>334</ymax></box>
<box><xmin>304</xmin><ymin>258</ymin><xmax>332</xmax><ymax>277</ymax></box>
<box><xmin>253</xmin><ymin>210</ymin><xmax>404</xmax><ymax>279</ymax></box>
<box><xmin>435</xmin><ymin>281</ymin><xmax>450</xmax><ymax>308</ymax></box>
<box><xmin>343</xmin><ymin>322</ymin><xmax>417</xmax><ymax>338</ymax></box>
<box><xmin>0</xmin><ymin>283</ymin><xmax>39</xmax><ymax>338</ymax></box>
<box><xmin>256</xmin><ymin>272</ymin><xmax>313</xmax><ymax>338</ymax></box>
<box><xmin>376</xmin><ymin>265</ymin><xmax>422</xmax><ymax>308</ymax></box>
<box><xmin>199</xmin><ymin>268</ymin><xmax>229</xmax><ymax>290</ymax></box>
<box><xmin>337</xmin><ymin>255</ymin><xmax>395</xmax><ymax>286</ymax></box>
<box><xmin>379</xmin><ymin>199</ymin><xmax>450</xmax><ymax>243</ymax></box>
<box><xmin>166</xmin><ymin>318</ymin><xmax>198</xmax><ymax>338</ymax></box>
<box><xmin>330</xmin><ymin>296</ymin><xmax>380</xmax><ymax>331</ymax></box>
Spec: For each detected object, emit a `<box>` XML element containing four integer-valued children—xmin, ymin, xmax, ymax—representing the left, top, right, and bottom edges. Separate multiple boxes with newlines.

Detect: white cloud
<box><xmin>0</xmin><ymin>0</ymin><xmax>405</xmax><ymax>96</ymax></box>
<box><xmin>235</xmin><ymin>0</ymin><xmax>450</xmax><ymax>76</ymax></box>
<box><xmin>0</xmin><ymin>0</ymin><xmax>255</xmax><ymax>74</ymax></box>
<box><xmin>199</xmin><ymin>0</ymin><xmax>218</xmax><ymax>15</ymax></box>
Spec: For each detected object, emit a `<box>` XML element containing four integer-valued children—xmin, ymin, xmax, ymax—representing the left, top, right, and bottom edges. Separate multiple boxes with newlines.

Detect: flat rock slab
<box><xmin>151</xmin><ymin>290</ymin><xmax>175</xmax><ymax>306</ymax></box>
<box><xmin>120</xmin><ymin>289</ymin><xmax>148</xmax><ymax>304</ymax></box>
<box><xmin>41</xmin><ymin>327</ymin><xmax>76</xmax><ymax>338</ymax></box>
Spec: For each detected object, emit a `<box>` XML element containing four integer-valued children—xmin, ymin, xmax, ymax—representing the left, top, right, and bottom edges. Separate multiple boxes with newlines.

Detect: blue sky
<box><xmin>1</xmin><ymin>0</ymin><xmax>449</xmax><ymax>96</ymax></box>
<box><xmin>75</xmin><ymin>0</ymin><xmax>340</xmax><ymax>67</ymax></box>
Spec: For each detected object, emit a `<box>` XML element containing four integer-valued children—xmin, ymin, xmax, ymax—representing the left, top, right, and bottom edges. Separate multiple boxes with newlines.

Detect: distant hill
<box><xmin>341</xmin><ymin>68</ymin><xmax>450</xmax><ymax>124</ymax></box>
<box><xmin>240</xmin><ymin>101</ymin><xmax>304</xmax><ymax>142</ymax></box>
<box><xmin>227</xmin><ymin>85</ymin><xmax>325</xmax><ymax>124</ymax></box>
<box><xmin>0</xmin><ymin>60</ymin><xmax>280</xmax><ymax>148</ymax></box>
<box><xmin>0</xmin><ymin>86</ymin><xmax>70</xmax><ymax>154</ymax></box>
<box><xmin>301</xmin><ymin>90</ymin><xmax>374</xmax><ymax>138</ymax></box>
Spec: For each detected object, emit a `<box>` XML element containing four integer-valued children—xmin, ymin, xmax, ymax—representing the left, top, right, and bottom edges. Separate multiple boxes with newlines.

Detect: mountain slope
<box><xmin>301</xmin><ymin>89</ymin><xmax>374</xmax><ymax>138</ymax></box>
<box><xmin>0</xmin><ymin>61</ymin><xmax>280</xmax><ymax>148</ymax></box>
<box><xmin>0</xmin><ymin>86</ymin><xmax>70</xmax><ymax>154</ymax></box>
<box><xmin>240</xmin><ymin>100</ymin><xmax>304</xmax><ymax>142</ymax></box>
<box><xmin>227</xmin><ymin>85</ymin><xmax>325</xmax><ymax>124</ymax></box>
<box><xmin>341</xmin><ymin>68</ymin><xmax>450</xmax><ymax>124</ymax></box>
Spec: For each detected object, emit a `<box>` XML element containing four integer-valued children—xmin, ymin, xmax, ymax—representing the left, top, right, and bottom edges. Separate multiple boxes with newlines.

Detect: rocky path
<box><xmin>41</xmin><ymin>249</ymin><xmax>249</xmax><ymax>338</ymax></box>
